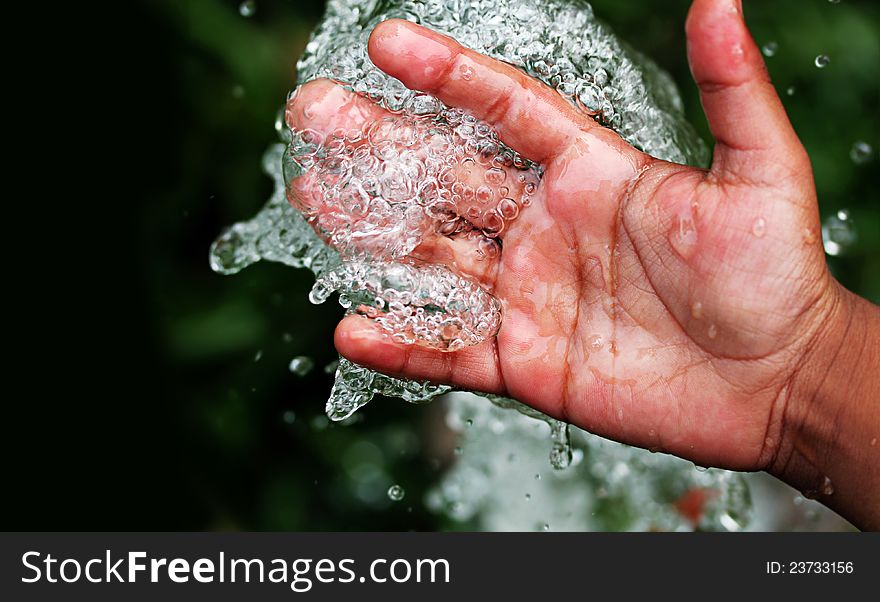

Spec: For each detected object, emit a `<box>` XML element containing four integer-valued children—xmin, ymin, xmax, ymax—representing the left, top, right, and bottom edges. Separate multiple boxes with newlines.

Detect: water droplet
<box><xmin>691</xmin><ymin>301</ymin><xmax>703</xmax><ymax>320</ymax></box>
<box><xmin>465</xmin><ymin>418</ymin><xmax>474</xmax><ymax>427</ymax></box>
<box><xmin>761</xmin><ymin>41</ymin><xmax>778</xmax><ymax>57</ymax></box>
<box><xmin>387</xmin><ymin>484</ymin><xmax>405</xmax><ymax>501</ymax></box>
<box><xmin>850</xmin><ymin>141</ymin><xmax>873</xmax><ymax>165</ymax></box>
<box><xmin>802</xmin><ymin>227</ymin><xmax>817</xmax><ymax>245</ymax></box>
<box><xmin>821</xmin><ymin>476</ymin><xmax>834</xmax><ymax>496</ymax></box>
<box><xmin>459</xmin><ymin>64</ymin><xmax>474</xmax><ymax>81</ymax></box>
<box><xmin>541</xmin><ymin>523</ymin><xmax>550</xmax><ymax>531</ymax></box>
<box><xmin>708</xmin><ymin>324</ymin><xmax>718</xmax><ymax>339</ymax></box>
<box><xmin>822</xmin><ymin>209</ymin><xmax>856</xmax><ymax>256</ymax></box>
<box><xmin>282</xmin><ymin>410</ymin><xmax>296</xmax><ymax>424</ymax></box>
<box><xmin>485</xmin><ymin>167</ymin><xmax>506</xmax><ymax>185</ymax></box>
<box><xmin>814</xmin><ymin>54</ymin><xmax>830</xmax><ymax>69</ymax></box>
<box><xmin>871</xmin><ymin>437</ymin><xmax>877</xmax><ymax>446</ymax></box>
<box><xmin>288</xmin><ymin>355</ymin><xmax>314</xmax><ymax>376</ymax></box>
<box><xmin>786</xmin><ymin>86</ymin><xmax>796</xmax><ymax>96</ymax></box>
<box><xmin>253</xmin><ymin>349</ymin><xmax>263</xmax><ymax>362</ymax></box>
<box><xmin>751</xmin><ymin>217</ymin><xmax>766</xmax><ymax>238</ymax></box>
<box><xmin>238</xmin><ymin>1</ymin><xmax>256</xmax><ymax>17</ymax></box>
<box><xmin>535</xmin><ymin>473</ymin><xmax>542</xmax><ymax>480</ymax></box>
<box><xmin>589</xmin><ymin>334</ymin><xmax>603</xmax><ymax>351</ymax></box>
<box><xmin>524</xmin><ymin>493</ymin><xmax>532</xmax><ymax>501</ymax></box>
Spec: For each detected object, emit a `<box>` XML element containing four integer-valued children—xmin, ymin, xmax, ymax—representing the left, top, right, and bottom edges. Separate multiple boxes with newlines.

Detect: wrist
<box><xmin>768</xmin><ymin>280</ymin><xmax>880</xmax><ymax>530</ymax></box>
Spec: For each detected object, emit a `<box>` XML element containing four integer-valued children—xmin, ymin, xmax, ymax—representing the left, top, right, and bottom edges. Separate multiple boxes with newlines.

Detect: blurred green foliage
<box><xmin>17</xmin><ymin>0</ymin><xmax>875</xmax><ymax>530</ymax></box>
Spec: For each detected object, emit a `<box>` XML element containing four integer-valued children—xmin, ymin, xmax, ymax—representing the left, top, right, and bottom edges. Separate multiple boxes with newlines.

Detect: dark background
<box><xmin>7</xmin><ymin>0</ymin><xmax>877</xmax><ymax>530</ymax></box>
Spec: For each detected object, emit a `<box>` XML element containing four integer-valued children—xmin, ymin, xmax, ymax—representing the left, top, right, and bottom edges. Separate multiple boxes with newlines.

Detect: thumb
<box><xmin>686</xmin><ymin>0</ymin><xmax>807</xmax><ymax>182</ymax></box>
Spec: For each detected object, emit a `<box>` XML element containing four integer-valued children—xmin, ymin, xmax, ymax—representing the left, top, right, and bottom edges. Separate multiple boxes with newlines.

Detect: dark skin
<box><xmin>286</xmin><ymin>0</ymin><xmax>880</xmax><ymax>529</ymax></box>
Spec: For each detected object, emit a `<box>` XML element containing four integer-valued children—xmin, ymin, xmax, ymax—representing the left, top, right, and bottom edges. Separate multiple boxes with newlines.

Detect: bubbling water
<box><xmin>286</xmin><ymin>108</ymin><xmax>540</xmax><ymax>267</ymax></box>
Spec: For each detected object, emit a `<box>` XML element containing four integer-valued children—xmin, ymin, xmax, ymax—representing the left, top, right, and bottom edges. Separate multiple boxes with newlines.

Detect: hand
<box><xmin>286</xmin><ymin>0</ymin><xmax>880</xmax><ymax>528</ymax></box>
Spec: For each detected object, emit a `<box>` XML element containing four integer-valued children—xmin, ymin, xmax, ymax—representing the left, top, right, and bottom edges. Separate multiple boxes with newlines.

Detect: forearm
<box><xmin>770</xmin><ymin>282</ymin><xmax>880</xmax><ymax>530</ymax></box>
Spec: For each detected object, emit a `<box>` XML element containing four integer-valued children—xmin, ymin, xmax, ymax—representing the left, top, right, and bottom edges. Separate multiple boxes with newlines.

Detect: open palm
<box><xmin>288</xmin><ymin>2</ymin><xmax>839</xmax><ymax>472</ymax></box>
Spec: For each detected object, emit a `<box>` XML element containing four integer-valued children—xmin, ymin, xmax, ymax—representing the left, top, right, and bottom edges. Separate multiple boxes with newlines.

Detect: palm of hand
<box><xmin>492</xmin><ymin>137</ymin><xmax>827</xmax><ymax>469</ymax></box>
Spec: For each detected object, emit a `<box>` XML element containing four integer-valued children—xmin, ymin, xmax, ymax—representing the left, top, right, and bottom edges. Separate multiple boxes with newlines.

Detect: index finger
<box><xmin>368</xmin><ymin>19</ymin><xmax>620</xmax><ymax>163</ymax></box>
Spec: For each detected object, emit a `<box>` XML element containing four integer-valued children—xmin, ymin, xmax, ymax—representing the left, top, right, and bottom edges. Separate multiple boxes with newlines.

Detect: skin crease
<box><xmin>287</xmin><ymin>0</ymin><xmax>880</xmax><ymax>529</ymax></box>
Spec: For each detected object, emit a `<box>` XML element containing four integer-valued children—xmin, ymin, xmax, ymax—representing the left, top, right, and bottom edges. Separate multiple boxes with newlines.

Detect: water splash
<box><xmin>431</xmin><ymin>393</ymin><xmax>752</xmax><ymax>531</ymax></box>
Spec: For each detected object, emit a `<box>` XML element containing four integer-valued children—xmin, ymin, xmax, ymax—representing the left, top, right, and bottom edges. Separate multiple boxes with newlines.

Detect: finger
<box><xmin>285</xmin><ymin>78</ymin><xmax>386</xmax><ymax>137</ymax></box>
<box><xmin>368</xmin><ymin>19</ymin><xmax>620</xmax><ymax>163</ymax></box>
<box><xmin>284</xmin><ymin>79</ymin><xmax>387</xmax><ymax>219</ymax></box>
<box><xmin>334</xmin><ymin>315</ymin><xmax>505</xmax><ymax>393</ymax></box>
<box><xmin>409</xmin><ymin>230</ymin><xmax>501</xmax><ymax>287</ymax></box>
<box><xmin>686</xmin><ymin>0</ymin><xmax>808</xmax><ymax>182</ymax></box>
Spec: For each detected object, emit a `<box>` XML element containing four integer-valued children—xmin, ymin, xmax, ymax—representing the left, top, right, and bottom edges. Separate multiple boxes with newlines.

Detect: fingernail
<box><xmin>345</xmin><ymin>325</ymin><xmax>388</xmax><ymax>343</ymax></box>
<box><xmin>370</xmin><ymin>19</ymin><xmax>456</xmax><ymax>82</ymax></box>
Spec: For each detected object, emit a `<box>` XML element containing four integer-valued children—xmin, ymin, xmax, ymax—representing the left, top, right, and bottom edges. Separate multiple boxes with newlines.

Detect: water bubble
<box><xmin>387</xmin><ymin>484</ymin><xmax>405</xmax><ymax>501</ymax></box>
<box><xmin>850</xmin><ymin>141</ymin><xmax>873</xmax><ymax>165</ymax></box>
<box><xmin>821</xmin><ymin>476</ymin><xmax>834</xmax><ymax>496</ymax></box>
<box><xmin>751</xmin><ymin>217</ymin><xmax>766</xmax><ymax>238</ymax></box>
<box><xmin>541</xmin><ymin>523</ymin><xmax>550</xmax><ymax>531</ymax></box>
<box><xmin>524</xmin><ymin>493</ymin><xmax>532</xmax><ymax>501</ymax></box>
<box><xmin>802</xmin><ymin>227</ymin><xmax>817</xmax><ymax>246</ymax></box>
<box><xmin>814</xmin><ymin>54</ymin><xmax>830</xmax><ymax>69</ymax></box>
<box><xmin>288</xmin><ymin>355</ymin><xmax>315</xmax><ymax>376</ymax></box>
<box><xmin>761</xmin><ymin>41</ymin><xmax>778</xmax><ymax>57</ymax></box>
<box><xmin>282</xmin><ymin>410</ymin><xmax>296</xmax><ymax>424</ymax></box>
<box><xmin>822</xmin><ymin>209</ymin><xmax>856</xmax><ymax>256</ymax></box>
<box><xmin>238</xmin><ymin>1</ymin><xmax>255</xmax><ymax>17</ymax></box>
<box><xmin>786</xmin><ymin>86</ymin><xmax>796</xmax><ymax>96</ymax></box>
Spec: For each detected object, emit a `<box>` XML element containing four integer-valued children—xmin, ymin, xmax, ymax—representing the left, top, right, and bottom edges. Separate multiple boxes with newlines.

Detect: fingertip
<box><xmin>366</xmin><ymin>18</ymin><xmax>403</xmax><ymax>61</ymax></box>
<box><xmin>367</xmin><ymin>19</ymin><xmax>457</xmax><ymax>91</ymax></box>
<box><xmin>285</xmin><ymin>78</ymin><xmax>345</xmax><ymax>131</ymax></box>
<box><xmin>686</xmin><ymin>0</ymin><xmax>743</xmax><ymax>37</ymax></box>
<box><xmin>334</xmin><ymin>315</ymin><xmax>402</xmax><ymax>370</ymax></box>
<box><xmin>686</xmin><ymin>0</ymin><xmax>759</xmax><ymax>87</ymax></box>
